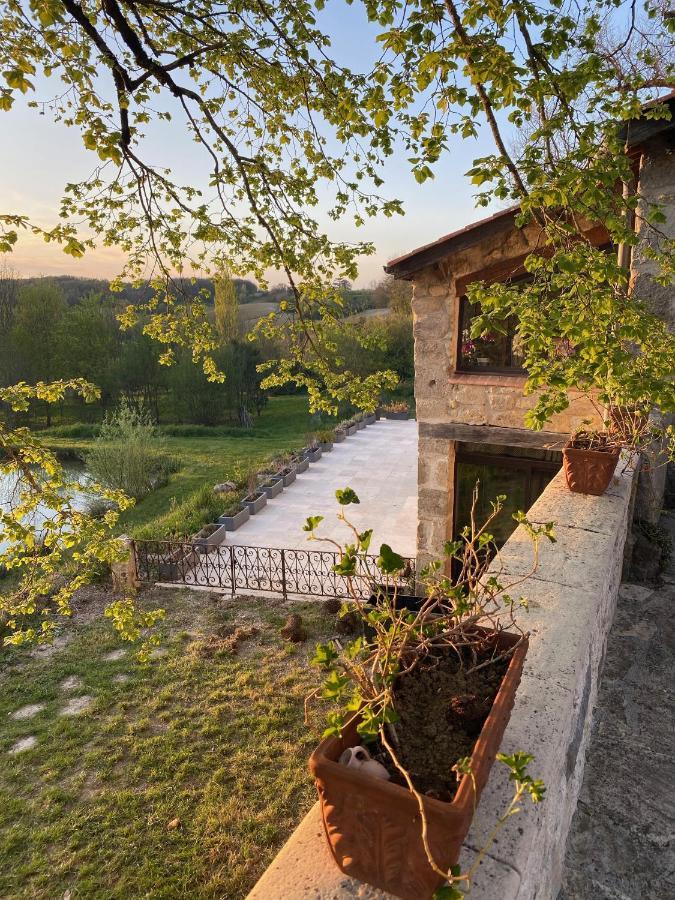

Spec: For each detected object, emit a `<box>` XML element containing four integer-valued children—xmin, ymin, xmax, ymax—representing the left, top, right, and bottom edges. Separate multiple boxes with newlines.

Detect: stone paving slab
<box><xmin>226</xmin><ymin>420</ymin><xmax>418</xmax><ymax>558</ymax></box>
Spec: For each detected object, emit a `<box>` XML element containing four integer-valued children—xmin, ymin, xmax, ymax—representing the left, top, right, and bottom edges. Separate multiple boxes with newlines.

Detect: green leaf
<box><xmin>377</xmin><ymin>543</ymin><xmax>405</xmax><ymax>574</ymax></box>
<box><xmin>336</xmin><ymin>487</ymin><xmax>360</xmax><ymax>505</ymax></box>
<box><xmin>303</xmin><ymin>515</ymin><xmax>324</xmax><ymax>532</ymax></box>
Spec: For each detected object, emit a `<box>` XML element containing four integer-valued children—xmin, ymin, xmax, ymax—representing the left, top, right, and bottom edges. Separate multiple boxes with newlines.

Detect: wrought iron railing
<box><xmin>133</xmin><ymin>539</ymin><xmax>415</xmax><ymax>600</ymax></box>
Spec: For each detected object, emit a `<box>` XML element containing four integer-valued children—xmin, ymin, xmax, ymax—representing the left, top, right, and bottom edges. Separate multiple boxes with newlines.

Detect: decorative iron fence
<box><xmin>134</xmin><ymin>539</ymin><xmax>415</xmax><ymax>600</ymax></box>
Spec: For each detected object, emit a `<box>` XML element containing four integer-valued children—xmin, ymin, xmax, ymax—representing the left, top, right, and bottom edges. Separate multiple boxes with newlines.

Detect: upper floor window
<box><xmin>457</xmin><ymin>294</ymin><xmax>525</xmax><ymax>374</ymax></box>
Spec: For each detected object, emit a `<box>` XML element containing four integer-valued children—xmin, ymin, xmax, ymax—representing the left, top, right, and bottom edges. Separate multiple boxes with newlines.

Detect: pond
<box><xmin>0</xmin><ymin>462</ymin><xmax>96</xmax><ymax>554</ymax></box>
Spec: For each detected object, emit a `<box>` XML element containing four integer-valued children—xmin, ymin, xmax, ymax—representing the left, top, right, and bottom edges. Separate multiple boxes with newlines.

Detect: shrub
<box><xmin>87</xmin><ymin>401</ymin><xmax>173</xmax><ymax>500</ymax></box>
<box><xmin>132</xmin><ymin>484</ymin><xmax>243</xmax><ymax>540</ymax></box>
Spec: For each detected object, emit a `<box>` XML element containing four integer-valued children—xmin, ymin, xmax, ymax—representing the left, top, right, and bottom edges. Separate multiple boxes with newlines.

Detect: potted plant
<box><xmin>242</xmin><ymin>473</ymin><xmax>268</xmax><ymax>515</ymax></box>
<box><xmin>294</xmin><ymin>449</ymin><xmax>310</xmax><ymax>473</ymax></box>
<box><xmin>304</xmin><ymin>435</ymin><xmax>323</xmax><ymax>462</ymax></box>
<box><xmin>193</xmin><ymin>522</ymin><xmax>228</xmax><ymax>552</ymax></box>
<box><xmin>381</xmin><ymin>401</ymin><xmax>410</xmax><ymax>420</ymax></box>
<box><xmin>334</xmin><ymin>425</ymin><xmax>347</xmax><ymax>443</ymax></box>
<box><xmin>354</xmin><ymin>412</ymin><xmax>366</xmax><ymax>430</ymax></box>
<box><xmin>303</xmin><ymin>487</ymin><xmax>550</xmax><ymax>899</ymax></box>
<box><xmin>363</xmin><ymin>411</ymin><xmax>377</xmax><ymax>426</ymax></box>
<box><xmin>342</xmin><ymin>418</ymin><xmax>358</xmax><ymax>437</ymax></box>
<box><xmin>261</xmin><ymin>473</ymin><xmax>283</xmax><ymax>498</ymax></box>
<box><xmin>316</xmin><ymin>428</ymin><xmax>335</xmax><ymax>453</ymax></box>
<box><xmin>218</xmin><ymin>493</ymin><xmax>250</xmax><ymax>530</ymax></box>
<box><xmin>562</xmin><ymin>428</ymin><xmax>621</xmax><ymax>496</ymax></box>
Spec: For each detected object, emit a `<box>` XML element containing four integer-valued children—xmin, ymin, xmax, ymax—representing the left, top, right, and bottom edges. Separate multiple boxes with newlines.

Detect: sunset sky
<box><xmin>0</xmin><ymin>2</ymin><xmax>503</xmax><ymax>287</ymax></box>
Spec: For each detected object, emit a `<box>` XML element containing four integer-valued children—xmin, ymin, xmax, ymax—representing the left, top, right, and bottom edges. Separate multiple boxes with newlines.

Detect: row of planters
<box><xmin>192</xmin><ymin>406</ymin><xmax>409</xmax><ymax>548</ymax></box>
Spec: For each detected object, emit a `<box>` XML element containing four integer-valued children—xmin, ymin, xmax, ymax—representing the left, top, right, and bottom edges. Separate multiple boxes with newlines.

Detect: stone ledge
<box><xmin>248</xmin><ymin>464</ymin><xmax>636</xmax><ymax>900</ymax></box>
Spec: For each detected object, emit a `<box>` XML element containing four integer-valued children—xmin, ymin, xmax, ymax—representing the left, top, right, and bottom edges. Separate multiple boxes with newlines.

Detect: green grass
<box><xmin>44</xmin><ymin>395</ymin><xmax>332</xmax><ymax>538</ymax></box>
<box><xmin>0</xmin><ymin>587</ymin><xmax>334</xmax><ymax>899</ymax></box>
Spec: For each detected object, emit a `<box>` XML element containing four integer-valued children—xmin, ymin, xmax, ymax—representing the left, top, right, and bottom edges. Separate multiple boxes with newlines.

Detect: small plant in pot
<box><xmin>562</xmin><ymin>427</ymin><xmax>621</xmax><ymax>496</ymax></box>
<box><xmin>242</xmin><ymin>472</ymin><xmax>267</xmax><ymax>515</ymax></box>
<box><xmin>316</xmin><ymin>428</ymin><xmax>335</xmax><ymax>452</ymax></box>
<box><xmin>303</xmin><ymin>488</ymin><xmax>551</xmax><ymax>899</ymax></box>
<box><xmin>382</xmin><ymin>401</ymin><xmax>410</xmax><ymax>420</ymax></box>
<box><xmin>304</xmin><ymin>433</ymin><xmax>323</xmax><ymax>462</ymax></box>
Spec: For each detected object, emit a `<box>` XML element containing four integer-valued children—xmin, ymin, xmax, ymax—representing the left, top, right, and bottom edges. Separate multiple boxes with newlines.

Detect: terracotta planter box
<box><xmin>279</xmin><ymin>466</ymin><xmax>296</xmax><ymax>487</ymax></box>
<box><xmin>364</xmin><ymin>414</ymin><xmax>376</xmax><ymax>426</ymax></box>
<box><xmin>242</xmin><ymin>491</ymin><xmax>267</xmax><ymax>515</ymax></box>
<box><xmin>563</xmin><ymin>442</ymin><xmax>620</xmax><ymax>496</ymax></box>
<box><xmin>262</xmin><ymin>476</ymin><xmax>283</xmax><ymax>499</ymax></box>
<box><xmin>295</xmin><ymin>455</ymin><xmax>310</xmax><ymax>473</ymax></box>
<box><xmin>307</xmin><ymin>447</ymin><xmax>322</xmax><ymax>462</ymax></box>
<box><xmin>218</xmin><ymin>505</ymin><xmax>250</xmax><ymax>531</ymax></box>
<box><xmin>346</xmin><ymin>424</ymin><xmax>358</xmax><ymax>436</ymax></box>
<box><xmin>319</xmin><ymin>441</ymin><xmax>333</xmax><ymax>453</ymax></box>
<box><xmin>334</xmin><ymin>431</ymin><xmax>346</xmax><ymax>443</ymax></box>
<box><xmin>309</xmin><ymin>631</ymin><xmax>527</xmax><ymax>900</ymax></box>
<box><xmin>384</xmin><ymin>410</ymin><xmax>409</xmax><ymax>421</ymax></box>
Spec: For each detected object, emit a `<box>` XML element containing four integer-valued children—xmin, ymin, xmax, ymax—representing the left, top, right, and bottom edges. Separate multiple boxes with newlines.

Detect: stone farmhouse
<box><xmin>385</xmin><ymin>92</ymin><xmax>675</xmax><ymax>569</ymax></box>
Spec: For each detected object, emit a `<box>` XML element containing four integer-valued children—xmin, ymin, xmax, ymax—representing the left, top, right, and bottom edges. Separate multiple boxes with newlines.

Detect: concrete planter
<box><xmin>319</xmin><ymin>441</ymin><xmax>333</xmax><ymax>453</ymax></box>
<box><xmin>279</xmin><ymin>466</ymin><xmax>297</xmax><ymax>487</ymax></box>
<box><xmin>383</xmin><ymin>410</ymin><xmax>409</xmax><ymax>420</ymax></box>
<box><xmin>242</xmin><ymin>491</ymin><xmax>267</xmax><ymax>515</ymax></box>
<box><xmin>306</xmin><ymin>447</ymin><xmax>322</xmax><ymax>463</ymax></box>
<box><xmin>355</xmin><ymin>419</ymin><xmax>366</xmax><ymax>430</ymax></box>
<box><xmin>309</xmin><ymin>630</ymin><xmax>527</xmax><ymax>900</ymax></box>
<box><xmin>261</xmin><ymin>476</ymin><xmax>283</xmax><ymax>499</ymax></box>
<box><xmin>334</xmin><ymin>431</ymin><xmax>346</xmax><ymax>443</ymax></box>
<box><xmin>364</xmin><ymin>414</ymin><xmax>376</xmax><ymax>426</ymax></box>
<box><xmin>218</xmin><ymin>505</ymin><xmax>250</xmax><ymax>531</ymax></box>
<box><xmin>193</xmin><ymin>523</ymin><xmax>228</xmax><ymax>552</ymax></box>
<box><xmin>346</xmin><ymin>424</ymin><xmax>358</xmax><ymax>436</ymax></box>
<box><xmin>563</xmin><ymin>442</ymin><xmax>620</xmax><ymax>496</ymax></box>
<box><xmin>158</xmin><ymin>545</ymin><xmax>196</xmax><ymax>580</ymax></box>
<box><xmin>295</xmin><ymin>455</ymin><xmax>310</xmax><ymax>473</ymax></box>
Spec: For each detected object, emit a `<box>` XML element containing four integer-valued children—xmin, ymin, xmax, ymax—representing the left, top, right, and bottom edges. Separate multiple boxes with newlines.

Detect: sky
<box><xmin>0</xmin><ymin>2</ymin><xmax>505</xmax><ymax>288</ymax></box>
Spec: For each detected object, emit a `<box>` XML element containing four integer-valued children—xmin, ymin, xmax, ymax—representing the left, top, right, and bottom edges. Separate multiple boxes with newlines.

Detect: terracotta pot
<box><xmin>563</xmin><ymin>441</ymin><xmax>620</xmax><ymax>496</ymax></box>
<box><xmin>309</xmin><ymin>631</ymin><xmax>527</xmax><ymax>900</ymax></box>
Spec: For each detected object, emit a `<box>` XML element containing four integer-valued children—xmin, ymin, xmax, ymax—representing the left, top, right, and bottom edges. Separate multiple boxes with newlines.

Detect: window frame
<box><xmin>455</xmin><ymin>274</ymin><xmax>531</xmax><ymax>375</ymax></box>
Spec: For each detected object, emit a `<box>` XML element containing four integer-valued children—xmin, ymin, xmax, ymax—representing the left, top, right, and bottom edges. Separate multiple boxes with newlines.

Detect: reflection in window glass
<box><xmin>458</xmin><ymin>296</ymin><xmax>525</xmax><ymax>373</ymax></box>
<box><xmin>454</xmin><ymin>453</ymin><xmax>560</xmax><ymax>547</ymax></box>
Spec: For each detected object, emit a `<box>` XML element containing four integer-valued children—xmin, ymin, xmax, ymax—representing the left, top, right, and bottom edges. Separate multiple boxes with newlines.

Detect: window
<box><xmin>457</xmin><ymin>295</ymin><xmax>525</xmax><ymax>373</ymax></box>
<box><xmin>453</xmin><ymin>447</ymin><xmax>561</xmax><ymax>548</ymax></box>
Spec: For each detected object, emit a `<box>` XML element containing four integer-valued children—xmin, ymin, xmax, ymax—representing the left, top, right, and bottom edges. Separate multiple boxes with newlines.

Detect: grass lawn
<box><xmin>43</xmin><ymin>395</ymin><xmax>331</xmax><ymax>538</ymax></box>
<box><xmin>0</xmin><ymin>585</ymin><xmax>334</xmax><ymax>899</ymax></box>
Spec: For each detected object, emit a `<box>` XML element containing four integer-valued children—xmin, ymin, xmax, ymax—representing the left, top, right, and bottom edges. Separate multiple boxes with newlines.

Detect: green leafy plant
<box><xmin>305</xmin><ymin>486</ymin><xmax>553</xmax><ymax>894</ymax></box>
<box><xmin>86</xmin><ymin>399</ymin><xmax>174</xmax><ymax>501</ymax></box>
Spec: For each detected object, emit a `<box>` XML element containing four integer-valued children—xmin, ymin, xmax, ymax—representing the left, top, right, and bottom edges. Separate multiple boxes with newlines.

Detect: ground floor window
<box><xmin>454</xmin><ymin>444</ymin><xmax>561</xmax><ymax>547</ymax></box>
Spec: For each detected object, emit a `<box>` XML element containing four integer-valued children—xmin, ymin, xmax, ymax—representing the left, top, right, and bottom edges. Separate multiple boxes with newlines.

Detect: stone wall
<box><xmin>247</xmin><ymin>460</ymin><xmax>637</xmax><ymax>900</ymax></box>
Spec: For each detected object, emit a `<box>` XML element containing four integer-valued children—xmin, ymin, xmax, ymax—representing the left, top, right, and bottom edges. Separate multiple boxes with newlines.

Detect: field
<box><xmin>0</xmin><ymin>586</ymin><xmax>334</xmax><ymax>899</ymax></box>
<box><xmin>44</xmin><ymin>395</ymin><xmax>331</xmax><ymax>538</ymax></box>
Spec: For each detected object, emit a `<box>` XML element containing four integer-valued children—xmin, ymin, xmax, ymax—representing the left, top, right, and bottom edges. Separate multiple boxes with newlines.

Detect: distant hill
<box><xmin>15</xmin><ymin>275</ymin><xmax>290</xmax><ymax>307</ymax></box>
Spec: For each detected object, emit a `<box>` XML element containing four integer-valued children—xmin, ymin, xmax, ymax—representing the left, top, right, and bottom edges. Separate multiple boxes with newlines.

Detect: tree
<box><xmin>213</xmin><ymin>269</ymin><xmax>239</xmax><ymax>344</ymax></box>
<box><xmin>56</xmin><ymin>292</ymin><xmax>119</xmax><ymax>395</ymax></box>
<box><xmin>11</xmin><ymin>282</ymin><xmax>66</xmax><ymax>424</ymax></box>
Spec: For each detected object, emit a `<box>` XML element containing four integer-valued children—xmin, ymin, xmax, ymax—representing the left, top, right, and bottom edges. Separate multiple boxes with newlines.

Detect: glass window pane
<box><xmin>455</xmin><ymin>460</ymin><xmax>528</xmax><ymax>547</ymax></box>
<box><xmin>458</xmin><ymin>298</ymin><xmax>524</xmax><ymax>372</ymax></box>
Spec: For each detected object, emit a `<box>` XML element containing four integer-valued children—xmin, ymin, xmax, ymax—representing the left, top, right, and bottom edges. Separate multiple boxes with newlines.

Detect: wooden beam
<box><xmin>419</xmin><ymin>422</ymin><xmax>566</xmax><ymax>450</ymax></box>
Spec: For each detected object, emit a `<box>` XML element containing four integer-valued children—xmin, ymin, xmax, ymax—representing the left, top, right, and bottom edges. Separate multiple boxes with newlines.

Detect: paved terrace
<box><xmin>227</xmin><ymin>419</ymin><xmax>418</xmax><ymax>558</ymax></box>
